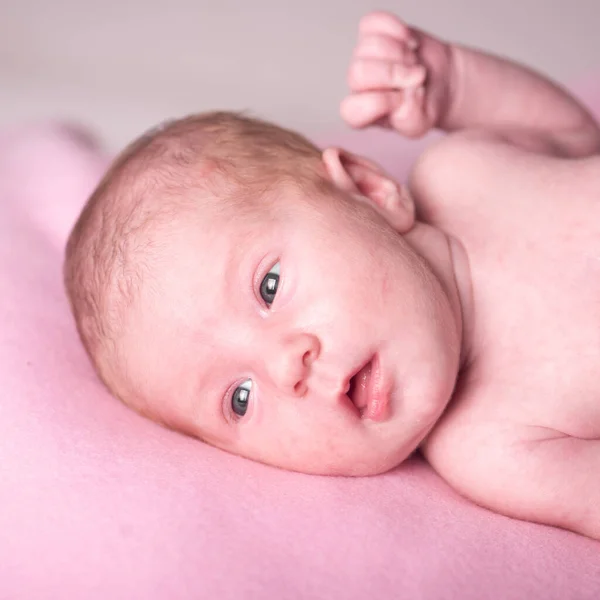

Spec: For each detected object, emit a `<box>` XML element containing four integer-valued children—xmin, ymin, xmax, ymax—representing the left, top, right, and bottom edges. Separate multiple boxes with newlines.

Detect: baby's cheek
<box><xmin>241</xmin><ymin>412</ymin><xmax>328</xmax><ymax>470</ymax></box>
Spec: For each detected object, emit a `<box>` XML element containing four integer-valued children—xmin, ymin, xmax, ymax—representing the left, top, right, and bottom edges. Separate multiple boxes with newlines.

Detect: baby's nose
<box><xmin>268</xmin><ymin>332</ymin><xmax>320</xmax><ymax>396</ymax></box>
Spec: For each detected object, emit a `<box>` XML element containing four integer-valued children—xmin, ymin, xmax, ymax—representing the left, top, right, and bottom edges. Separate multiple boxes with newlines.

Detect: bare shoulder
<box><xmin>407</xmin><ymin>129</ymin><xmax>580</xmax><ymax>227</ymax></box>
<box><xmin>422</xmin><ymin>406</ymin><xmax>600</xmax><ymax>539</ymax></box>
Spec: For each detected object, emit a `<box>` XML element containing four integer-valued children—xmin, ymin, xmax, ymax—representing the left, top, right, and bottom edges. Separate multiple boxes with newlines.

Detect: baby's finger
<box><xmin>389</xmin><ymin>86</ymin><xmax>428</xmax><ymax>137</ymax></box>
<box><xmin>340</xmin><ymin>91</ymin><xmax>404</xmax><ymax>129</ymax></box>
<box><xmin>353</xmin><ymin>34</ymin><xmax>416</xmax><ymax>64</ymax></box>
<box><xmin>358</xmin><ymin>11</ymin><xmax>417</xmax><ymax>47</ymax></box>
<box><xmin>348</xmin><ymin>58</ymin><xmax>426</xmax><ymax>92</ymax></box>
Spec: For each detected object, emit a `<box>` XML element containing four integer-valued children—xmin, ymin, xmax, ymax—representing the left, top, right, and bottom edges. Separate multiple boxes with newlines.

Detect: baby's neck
<box><xmin>404</xmin><ymin>221</ymin><xmax>475</xmax><ymax>369</ymax></box>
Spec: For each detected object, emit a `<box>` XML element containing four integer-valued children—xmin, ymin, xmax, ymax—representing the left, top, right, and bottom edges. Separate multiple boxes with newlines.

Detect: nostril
<box><xmin>302</xmin><ymin>349</ymin><xmax>314</xmax><ymax>366</ymax></box>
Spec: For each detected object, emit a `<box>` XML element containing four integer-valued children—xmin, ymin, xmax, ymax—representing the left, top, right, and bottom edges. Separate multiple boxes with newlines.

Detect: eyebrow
<box><xmin>221</xmin><ymin>219</ymin><xmax>267</xmax><ymax>315</ymax></box>
<box><xmin>221</xmin><ymin>231</ymin><xmax>251</xmax><ymax>320</ymax></box>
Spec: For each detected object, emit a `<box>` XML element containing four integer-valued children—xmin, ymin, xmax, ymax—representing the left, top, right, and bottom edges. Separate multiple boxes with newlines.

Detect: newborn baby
<box><xmin>65</xmin><ymin>12</ymin><xmax>600</xmax><ymax>540</ymax></box>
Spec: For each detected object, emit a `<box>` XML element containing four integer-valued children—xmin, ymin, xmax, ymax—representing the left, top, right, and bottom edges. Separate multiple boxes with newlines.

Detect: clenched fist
<box><xmin>341</xmin><ymin>12</ymin><xmax>453</xmax><ymax>138</ymax></box>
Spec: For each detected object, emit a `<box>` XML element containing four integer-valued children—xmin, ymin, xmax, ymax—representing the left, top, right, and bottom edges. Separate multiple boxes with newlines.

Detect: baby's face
<box><xmin>123</xmin><ymin>185</ymin><xmax>461</xmax><ymax>475</ymax></box>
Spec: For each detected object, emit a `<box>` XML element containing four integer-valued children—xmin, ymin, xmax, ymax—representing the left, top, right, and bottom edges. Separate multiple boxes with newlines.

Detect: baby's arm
<box><xmin>342</xmin><ymin>12</ymin><xmax>600</xmax><ymax>157</ymax></box>
<box><xmin>426</xmin><ymin>428</ymin><xmax>600</xmax><ymax>540</ymax></box>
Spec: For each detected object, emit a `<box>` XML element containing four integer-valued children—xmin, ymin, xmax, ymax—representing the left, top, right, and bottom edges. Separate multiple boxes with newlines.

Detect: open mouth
<box><xmin>346</xmin><ymin>354</ymin><xmax>388</xmax><ymax>422</ymax></box>
<box><xmin>347</xmin><ymin>358</ymin><xmax>374</xmax><ymax>416</ymax></box>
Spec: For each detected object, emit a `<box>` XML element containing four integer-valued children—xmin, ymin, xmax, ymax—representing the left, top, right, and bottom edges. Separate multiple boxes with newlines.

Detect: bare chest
<box><xmin>465</xmin><ymin>181</ymin><xmax>600</xmax><ymax>437</ymax></box>
<box><xmin>410</xmin><ymin>139</ymin><xmax>600</xmax><ymax>439</ymax></box>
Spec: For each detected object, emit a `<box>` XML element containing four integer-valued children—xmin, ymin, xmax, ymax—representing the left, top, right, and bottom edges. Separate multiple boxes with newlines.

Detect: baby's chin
<box><xmin>269</xmin><ymin>456</ymin><xmax>405</xmax><ymax>477</ymax></box>
<box><xmin>245</xmin><ymin>444</ymin><xmax>413</xmax><ymax>477</ymax></box>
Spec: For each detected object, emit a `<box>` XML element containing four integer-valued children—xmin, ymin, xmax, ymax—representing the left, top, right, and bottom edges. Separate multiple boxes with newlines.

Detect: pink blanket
<box><xmin>2</xmin><ymin>86</ymin><xmax>600</xmax><ymax>598</ymax></box>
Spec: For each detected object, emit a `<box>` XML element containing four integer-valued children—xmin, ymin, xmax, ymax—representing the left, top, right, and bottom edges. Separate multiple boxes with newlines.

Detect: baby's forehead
<box><xmin>183</xmin><ymin>178</ymin><xmax>311</xmax><ymax>223</ymax></box>
<box><xmin>134</xmin><ymin>173</ymin><xmax>337</xmax><ymax>275</ymax></box>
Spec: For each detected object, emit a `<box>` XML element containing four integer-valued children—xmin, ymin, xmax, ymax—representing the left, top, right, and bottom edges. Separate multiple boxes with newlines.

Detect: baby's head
<box><xmin>64</xmin><ymin>112</ymin><xmax>462</xmax><ymax>475</ymax></box>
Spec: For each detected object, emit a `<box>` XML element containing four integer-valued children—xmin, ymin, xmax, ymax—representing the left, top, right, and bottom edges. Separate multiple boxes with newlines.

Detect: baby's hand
<box><xmin>341</xmin><ymin>12</ymin><xmax>451</xmax><ymax>138</ymax></box>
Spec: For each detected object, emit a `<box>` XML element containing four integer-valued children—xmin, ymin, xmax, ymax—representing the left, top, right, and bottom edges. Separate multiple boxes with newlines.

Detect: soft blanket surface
<box><xmin>2</xmin><ymin>85</ymin><xmax>600</xmax><ymax>598</ymax></box>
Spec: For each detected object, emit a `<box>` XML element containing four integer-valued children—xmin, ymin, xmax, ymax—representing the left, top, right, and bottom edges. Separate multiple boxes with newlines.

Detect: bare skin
<box><xmin>342</xmin><ymin>12</ymin><xmax>600</xmax><ymax>539</ymax></box>
<box><xmin>97</xmin><ymin>11</ymin><xmax>600</xmax><ymax>542</ymax></box>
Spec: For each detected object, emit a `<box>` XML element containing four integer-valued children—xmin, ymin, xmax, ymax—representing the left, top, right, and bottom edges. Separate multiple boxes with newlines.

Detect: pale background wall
<box><xmin>2</xmin><ymin>0</ymin><xmax>600</xmax><ymax>152</ymax></box>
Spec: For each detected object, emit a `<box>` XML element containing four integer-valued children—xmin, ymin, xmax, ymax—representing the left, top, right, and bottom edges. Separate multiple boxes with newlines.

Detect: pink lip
<box><xmin>362</xmin><ymin>354</ymin><xmax>390</xmax><ymax>422</ymax></box>
<box><xmin>347</xmin><ymin>354</ymin><xmax>390</xmax><ymax>422</ymax></box>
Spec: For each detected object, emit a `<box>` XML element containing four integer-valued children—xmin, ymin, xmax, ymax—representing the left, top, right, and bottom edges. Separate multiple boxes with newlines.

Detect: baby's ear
<box><xmin>322</xmin><ymin>147</ymin><xmax>415</xmax><ymax>233</ymax></box>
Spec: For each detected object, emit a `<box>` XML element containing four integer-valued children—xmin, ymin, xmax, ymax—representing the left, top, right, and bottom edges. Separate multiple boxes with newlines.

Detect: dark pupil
<box><xmin>232</xmin><ymin>386</ymin><xmax>249</xmax><ymax>416</ymax></box>
<box><xmin>260</xmin><ymin>273</ymin><xmax>279</xmax><ymax>304</ymax></box>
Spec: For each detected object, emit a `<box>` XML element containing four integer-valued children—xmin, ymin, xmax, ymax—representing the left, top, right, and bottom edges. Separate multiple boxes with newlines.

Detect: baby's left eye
<box><xmin>259</xmin><ymin>261</ymin><xmax>280</xmax><ymax>306</ymax></box>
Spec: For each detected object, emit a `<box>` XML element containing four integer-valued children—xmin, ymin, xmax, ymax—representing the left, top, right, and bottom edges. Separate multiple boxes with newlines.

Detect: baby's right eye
<box><xmin>259</xmin><ymin>261</ymin><xmax>280</xmax><ymax>306</ymax></box>
<box><xmin>231</xmin><ymin>379</ymin><xmax>252</xmax><ymax>417</ymax></box>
